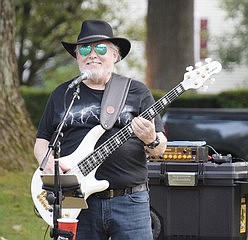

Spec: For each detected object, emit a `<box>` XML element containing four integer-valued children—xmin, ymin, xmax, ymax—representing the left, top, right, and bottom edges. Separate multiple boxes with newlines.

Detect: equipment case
<box><xmin>148</xmin><ymin>161</ymin><xmax>248</xmax><ymax>240</ymax></box>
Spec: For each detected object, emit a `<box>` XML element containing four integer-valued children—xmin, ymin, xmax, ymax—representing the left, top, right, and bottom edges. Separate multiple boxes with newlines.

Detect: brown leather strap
<box><xmin>100</xmin><ymin>73</ymin><xmax>131</xmax><ymax>130</ymax></box>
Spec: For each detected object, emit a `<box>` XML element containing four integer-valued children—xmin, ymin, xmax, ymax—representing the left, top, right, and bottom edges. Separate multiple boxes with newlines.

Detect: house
<box><xmin>118</xmin><ymin>0</ymin><xmax>248</xmax><ymax>94</ymax></box>
<box><xmin>195</xmin><ymin>0</ymin><xmax>248</xmax><ymax>93</ymax></box>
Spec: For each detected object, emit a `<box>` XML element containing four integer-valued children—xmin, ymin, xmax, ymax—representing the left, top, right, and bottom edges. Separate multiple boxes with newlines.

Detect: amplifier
<box><xmin>147</xmin><ymin>141</ymin><xmax>209</xmax><ymax>162</ymax></box>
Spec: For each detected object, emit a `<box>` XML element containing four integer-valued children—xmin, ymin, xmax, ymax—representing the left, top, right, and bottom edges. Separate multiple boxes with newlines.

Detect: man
<box><xmin>34</xmin><ymin>20</ymin><xmax>167</xmax><ymax>240</ymax></box>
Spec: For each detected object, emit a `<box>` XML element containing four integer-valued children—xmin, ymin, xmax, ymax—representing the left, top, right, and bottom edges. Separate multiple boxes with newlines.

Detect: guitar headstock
<box><xmin>181</xmin><ymin>58</ymin><xmax>222</xmax><ymax>90</ymax></box>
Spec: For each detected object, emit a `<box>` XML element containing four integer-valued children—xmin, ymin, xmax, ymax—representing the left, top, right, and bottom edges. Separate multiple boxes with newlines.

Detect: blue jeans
<box><xmin>76</xmin><ymin>190</ymin><xmax>153</xmax><ymax>240</ymax></box>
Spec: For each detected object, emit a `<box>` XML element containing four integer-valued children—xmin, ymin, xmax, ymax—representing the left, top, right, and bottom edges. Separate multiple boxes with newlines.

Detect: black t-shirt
<box><xmin>37</xmin><ymin>73</ymin><xmax>164</xmax><ymax>188</ymax></box>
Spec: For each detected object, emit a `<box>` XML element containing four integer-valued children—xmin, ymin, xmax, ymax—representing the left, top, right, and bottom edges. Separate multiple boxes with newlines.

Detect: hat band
<box><xmin>78</xmin><ymin>35</ymin><xmax>111</xmax><ymax>42</ymax></box>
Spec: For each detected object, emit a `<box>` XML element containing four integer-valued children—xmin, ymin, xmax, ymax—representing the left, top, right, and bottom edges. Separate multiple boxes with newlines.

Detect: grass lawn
<box><xmin>0</xmin><ymin>171</ymin><xmax>51</xmax><ymax>240</ymax></box>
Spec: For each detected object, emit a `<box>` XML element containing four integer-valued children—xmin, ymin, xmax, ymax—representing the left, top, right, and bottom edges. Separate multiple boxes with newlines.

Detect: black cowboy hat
<box><xmin>61</xmin><ymin>20</ymin><xmax>131</xmax><ymax>61</ymax></box>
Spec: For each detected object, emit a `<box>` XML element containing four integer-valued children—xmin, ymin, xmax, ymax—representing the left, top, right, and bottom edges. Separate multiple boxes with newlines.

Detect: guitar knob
<box><xmin>186</xmin><ymin>66</ymin><xmax>193</xmax><ymax>72</ymax></box>
<box><xmin>205</xmin><ymin>57</ymin><xmax>212</xmax><ymax>63</ymax></box>
<box><xmin>46</xmin><ymin>192</ymin><xmax>56</xmax><ymax>205</ymax></box>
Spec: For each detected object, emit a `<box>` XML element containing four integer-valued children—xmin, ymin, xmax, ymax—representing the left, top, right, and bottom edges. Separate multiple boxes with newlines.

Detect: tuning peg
<box><xmin>205</xmin><ymin>58</ymin><xmax>212</xmax><ymax>63</ymax></box>
<box><xmin>186</xmin><ymin>66</ymin><xmax>194</xmax><ymax>72</ymax></box>
<box><xmin>195</xmin><ymin>62</ymin><xmax>202</xmax><ymax>68</ymax></box>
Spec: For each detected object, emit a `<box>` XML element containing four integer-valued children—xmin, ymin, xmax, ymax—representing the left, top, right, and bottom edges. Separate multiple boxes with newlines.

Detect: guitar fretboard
<box><xmin>77</xmin><ymin>83</ymin><xmax>185</xmax><ymax>176</ymax></box>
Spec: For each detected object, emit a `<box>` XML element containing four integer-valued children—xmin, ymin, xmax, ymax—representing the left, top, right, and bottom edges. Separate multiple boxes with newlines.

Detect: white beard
<box><xmin>78</xmin><ymin>66</ymin><xmax>113</xmax><ymax>85</ymax></box>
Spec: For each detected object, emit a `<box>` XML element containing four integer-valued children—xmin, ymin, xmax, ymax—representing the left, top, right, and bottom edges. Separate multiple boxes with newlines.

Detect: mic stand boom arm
<box><xmin>38</xmin><ymin>85</ymin><xmax>80</xmax><ymax>240</ymax></box>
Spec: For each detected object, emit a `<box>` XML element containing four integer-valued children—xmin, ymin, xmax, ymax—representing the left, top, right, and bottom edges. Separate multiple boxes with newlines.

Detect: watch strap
<box><xmin>145</xmin><ymin>135</ymin><xmax>160</xmax><ymax>149</ymax></box>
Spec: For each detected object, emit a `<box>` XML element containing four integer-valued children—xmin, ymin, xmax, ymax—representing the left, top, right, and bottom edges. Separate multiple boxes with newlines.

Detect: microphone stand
<box><xmin>50</xmin><ymin>139</ymin><xmax>62</xmax><ymax>239</ymax></box>
<box><xmin>39</xmin><ymin>85</ymin><xmax>81</xmax><ymax>240</ymax></box>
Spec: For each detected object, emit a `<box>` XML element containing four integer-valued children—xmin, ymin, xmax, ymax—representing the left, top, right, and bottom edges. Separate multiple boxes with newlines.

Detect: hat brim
<box><xmin>61</xmin><ymin>37</ymin><xmax>131</xmax><ymax>61</ymax></box>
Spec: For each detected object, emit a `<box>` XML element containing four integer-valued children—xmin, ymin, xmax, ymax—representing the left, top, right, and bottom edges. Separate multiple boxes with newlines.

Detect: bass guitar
<box><xmin>31</xmin><ymin>59</ymin><xmax>222</xmax><ymax>226</ymax></box>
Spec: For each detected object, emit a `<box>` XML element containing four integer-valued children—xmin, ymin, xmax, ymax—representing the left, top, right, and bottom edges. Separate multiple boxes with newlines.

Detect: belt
<box><xmin>93</xmin><ymin>183</ymin><xmax>148</xmax><ymax>199</ymax></box>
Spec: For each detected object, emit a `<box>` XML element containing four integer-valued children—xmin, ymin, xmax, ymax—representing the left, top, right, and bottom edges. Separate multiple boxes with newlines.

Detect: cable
<box><xmin>232</xmin><ymin>157</ymin><xmax>247</xmax><ymax>163</ymax></box>
<box><xmin>205</xmin><ymin>144</ymin><xmax>219</xmax><ymax>155</ymax></box>
<box><xmin>43</xmin><ymin>225</ymin><xmax>49</xmax><ymax>240</ymax></box>
<box><xmin>63</xmin><ymin>87</ymin><xmax>70</xmax><ymax>112</ymax></box>
<box><xmin>33</xmin><ymin>205</ymin><xmax>42</xmax><ymax>218</ymax></box>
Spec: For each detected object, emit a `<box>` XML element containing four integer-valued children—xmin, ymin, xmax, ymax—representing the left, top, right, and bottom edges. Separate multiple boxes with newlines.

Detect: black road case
<box><xmin>148</xmin><ymin>161</ymin><xmax>248</xmax><ymax>240</ymax></box>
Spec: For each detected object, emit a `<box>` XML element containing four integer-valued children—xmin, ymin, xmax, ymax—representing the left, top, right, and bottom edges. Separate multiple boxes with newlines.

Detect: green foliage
<box><xmin>0</xmin><ymin>171</ymin><xmax>49</xmax><ymax>240</ymax></box>
<box><xmin>218</xmin><ymin>89</ymin><xmax>248</xmax><ymax>107</ymax></box>
<box><xmin>42</xmin><ymin>64</ymin><xmax>79</xmax><ymax>90</ymax></box>
<box><xmin>170</xmin><ymin>94</ymin><xmax>220</xmax><ymax>108</ymax></box>
<box><xmin>151</xmin><ymin>88</ymin><xmax>248</xmax><ymax>109</ymax></box>
<box><xmin>215</xmin><ymin>0</ymin><xmax>248</xmax><ymax>69</ymax></box>
<box><xmin>22</xmin><ymin>87</ymin><xmax>248</xmax><ymax>129</ymax></box>
<box><xmin>15</xmin><ymin>0</ymin><xmax>85</xmax><ymax>85</ymax></box>
<box><xmin>151</xmin><ymin>88</ymin><xmax>167</xmax><ymax>102</ymax></box>
<box><xmin>15</xmin><ymin>0</ymin><xmax>145</xmax><ymax>86</ymax></box>
<box><xmin>125</xmin><ymin>19</ymin><xmax>146</xmax><ymax>41</ymax></box>
<box><xmin>20</xmin><ymin>86</ymin><xmax>50</xmax><ymax>127</ymax></box>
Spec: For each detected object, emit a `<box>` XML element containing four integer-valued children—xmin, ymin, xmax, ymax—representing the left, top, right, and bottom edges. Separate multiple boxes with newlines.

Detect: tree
<box><xmin>0</xmin><ymin>0</ymin><xmax>35</xmax><ymax>171</ymax></box>
<box><xmin>146</xmin><ymin>0</ymin><xmax>194</xmax><ymax>92</ymax></box>
<box><xmin>215</xmin><ymin>0</ymin><xmax>248</xmax><ymax>69</ymax></box>
<box><xmin>15</xmin><ymin>0</ymin><xmax>131</xmax><ymax>86</ymax></box>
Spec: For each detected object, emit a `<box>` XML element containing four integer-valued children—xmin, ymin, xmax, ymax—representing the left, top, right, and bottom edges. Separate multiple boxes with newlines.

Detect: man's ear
<box><xmin>113</xmin><ymin>49</ymin><xmax>119</xmax><ymax>63</ymax></box>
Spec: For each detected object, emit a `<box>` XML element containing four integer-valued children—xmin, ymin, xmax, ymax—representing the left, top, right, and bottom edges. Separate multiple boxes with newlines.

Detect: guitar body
<box><xmin>31</xmin><ymin>125</ymin><xmax>109</xmax><ymax>226</ymax></box>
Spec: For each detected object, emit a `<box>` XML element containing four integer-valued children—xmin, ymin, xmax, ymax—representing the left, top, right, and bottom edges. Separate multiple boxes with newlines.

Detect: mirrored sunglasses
<box><xmin>79</xmin><ymin>43</ymin><xmax>108</xmax><ymax>57</ymax></box>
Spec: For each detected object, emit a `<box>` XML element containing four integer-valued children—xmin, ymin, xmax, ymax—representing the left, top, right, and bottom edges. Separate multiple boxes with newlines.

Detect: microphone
<box><xmin>68</xmin><ymin>70</ymin><xmax>91</xmax><ymax>89</ymax></box>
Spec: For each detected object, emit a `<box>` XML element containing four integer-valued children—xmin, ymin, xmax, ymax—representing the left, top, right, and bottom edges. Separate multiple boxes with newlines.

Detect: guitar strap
<box><xmin>100</xmin><ymin>73</ymin><xmax>132</xmax><ymax>130</ymax></box>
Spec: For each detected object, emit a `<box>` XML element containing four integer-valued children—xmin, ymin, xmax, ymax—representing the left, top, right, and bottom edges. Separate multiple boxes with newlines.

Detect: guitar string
<box><xmin>75</xmin><ymin>83</ymin><xmax>185</xmax><ymax>175</ymax></box>
<box><xmin>74</xmin><ymin>63</ymin><xmax>223</xmax><ymax>175</ymax></box>
<box><xmin>76</xmin><ymin>83</ymin><xmax>185</xmax><ymax>175</ymax></box>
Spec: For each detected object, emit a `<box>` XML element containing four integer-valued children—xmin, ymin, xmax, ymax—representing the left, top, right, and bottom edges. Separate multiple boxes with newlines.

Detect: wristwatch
<box><xmin>145</xmin><ymin>135</ymin><xmax>160</xmax><ymax>149</ymax></box>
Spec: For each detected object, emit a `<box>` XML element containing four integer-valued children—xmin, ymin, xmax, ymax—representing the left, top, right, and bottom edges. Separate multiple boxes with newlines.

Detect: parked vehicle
<box><xmin>162</xmin><ymin>108</ymin><xmax>248</xmax><ymax>161</ymax></box>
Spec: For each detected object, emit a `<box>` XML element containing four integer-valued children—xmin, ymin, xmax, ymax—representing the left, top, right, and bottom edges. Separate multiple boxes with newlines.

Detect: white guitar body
<box><xmin>31</xmin><ymin>125</ymin><xmax>109</xmax><ymax>227</ymax></box>
<box><xmin>31</xmin><ymin>59</ymin><xmax>222</xmax><ymax>227</ymax></box>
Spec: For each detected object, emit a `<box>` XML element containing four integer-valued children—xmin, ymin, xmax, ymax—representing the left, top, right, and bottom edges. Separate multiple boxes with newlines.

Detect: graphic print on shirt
<box><xmin>66</xmin><ymin>104</ymin><xmax>101</xmax><ymax>125</ymax></box>
<box><xmin>61</xmin><ymin>102</ymin><xmax>134</xmax><ymax>128</ymax></box>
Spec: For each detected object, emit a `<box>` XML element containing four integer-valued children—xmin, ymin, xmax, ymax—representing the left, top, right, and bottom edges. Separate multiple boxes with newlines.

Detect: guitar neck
<box><xmin>140</xmin><ymin>82</ymin><xmax>185</xmax><ymax>120</ymax></box>
<box><xmin>77</xmin><ymin>82</ymin><xmax>185</xmax><ymax>175</ymax></box>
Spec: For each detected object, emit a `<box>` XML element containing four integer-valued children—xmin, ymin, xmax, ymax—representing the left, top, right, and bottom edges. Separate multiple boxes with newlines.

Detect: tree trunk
<box><xmin>146</xmin><ymin>0</ymin><xmax>194</xmax><ymax>92</ymax></box>
<box><xmin>0</xmin><ymin>0</ymin><xmax>35</xmax><ymax>171</ymax></box>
